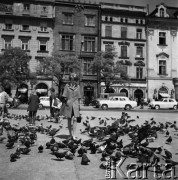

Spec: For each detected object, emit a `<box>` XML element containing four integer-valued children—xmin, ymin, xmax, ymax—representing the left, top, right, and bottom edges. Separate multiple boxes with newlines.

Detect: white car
<box><xmin>39</xmin><ymin>96</ymin><xmax>62</xmax><ymax>109</ymax></box>
<box><xmin>96</xmin><ymin>96</ymin><xmax>137</xmax><ymax>110</ymax></box>
<box><xmin>149</xmin><ymin>98</ymin><xmax>178</xmax><ymax>110</ymax></box>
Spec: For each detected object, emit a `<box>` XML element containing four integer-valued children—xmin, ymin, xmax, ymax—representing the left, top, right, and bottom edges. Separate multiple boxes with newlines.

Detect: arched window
<box><xmin>110</xmin><ymin>17</ymin><xmax>113</xmax><ymax>22</ymax></box>
<box><xmin>105</xmin><ymin>16</ymin><xmax>108</xmax><ymax>21</ymax></box>
<box><xmin>160</xmin><ymin>8</ymin><xmax>164</xmax><ymax>17</ymax></box>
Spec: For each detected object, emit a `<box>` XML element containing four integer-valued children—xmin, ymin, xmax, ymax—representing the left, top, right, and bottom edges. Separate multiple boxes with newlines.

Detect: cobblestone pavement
<box><xmin>0</xmin><ymin>107</ymin><xmax>178</xmax><ymax>180</ymax></box>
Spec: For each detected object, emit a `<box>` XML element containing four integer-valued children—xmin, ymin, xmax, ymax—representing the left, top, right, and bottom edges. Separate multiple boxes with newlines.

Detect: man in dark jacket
<box><xmin>27</xmin><ymin>89</ymin><xmax>40</xmax><ymax>125</ymax></box>
<box><xmin>49</xmin><ymin>87</ymin><xmax>56</xmax><ymax>119</ymax></box>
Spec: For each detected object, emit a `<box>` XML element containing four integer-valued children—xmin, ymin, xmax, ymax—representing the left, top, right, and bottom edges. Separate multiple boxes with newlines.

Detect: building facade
<box><xmin>147</xmin><ymin>3</ymin><xmax>178</xmax><ymax>101</ymax></box>
<box><xmin>54</xmin><ymin>0</ymin><xmax>100</xmax><ymax>101</ymax></box>
<box><xmin>100</xmin><ymin>3</ymin><xmax>147</xmax><ymax>103</ymax></box>
<box><xmin>0</xmin><ymin>0</ymin><xmax>55</xmax><ymax>99</ymax></box>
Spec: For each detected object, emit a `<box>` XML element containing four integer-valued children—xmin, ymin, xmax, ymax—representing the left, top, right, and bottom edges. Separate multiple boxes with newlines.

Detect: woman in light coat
<box><xmin>60</xmin><ymin>73</ymin><xmax>81</xmax><ymax>139</ymax></box>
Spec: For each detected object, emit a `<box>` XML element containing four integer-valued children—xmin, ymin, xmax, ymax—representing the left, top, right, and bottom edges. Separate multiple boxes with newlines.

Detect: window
<box><xmin>24</xmin><ymin>4</ymin><xmax>30</xmax><ymax>11</ymax></box>
<box><xmin>136</xmin><ymin>67</ymin><xmax>143</xmax><ymax>79</ymax></box>
<box><xmin>125</xmin><ymin>18</ymin><xmax>128</xmax><ymax>23</ymax></box>
<box><xmin>159</xmin><ymin>60</ymin><xmax>166</xmax><ymax>75</ymax></box>
<box><xmin>121</xmin><ymin>46</ymin><xmax>127</xmax><ymax>57</ymax></box>
<box><xmin>5</xmin><ymin>24</ymin><xmax>12</xmax><ymax>30</ymax></box>
<box><xmin>40</xmin><ymin>26</ymin><xmax>47</xmax><ymax>32</ymax></box>
<box><xmin>140</xmin><ymin>20</ymin><xmax>143</xmax><ymax>24</ymax></box>
<box><xmin>84</xmin><ymin>36</ymin><xmax>96</xmax><ymax>52</ymax></box>
<box><xmin>105</xmin><ymin>26</ymin><xmax>112</xmax><ymax>37</ymax></box>
<box><xmin>136</xmin><ymin>29</ymin><xmax>142</xmax><ymax>39</ymax></box>
<box><xmin>169</xmin><ymin>99</ymin><xmax>174</xmax><ymax>102</ymax></box>
<box><xmin>61</xmin><ymin>35</ymin><xmax>74</xmax><ymax>51</ymax></box>
<box><xmin>39</xmin><ymin>39</ymin><xmax>47</xmax><ymax>51</ymax></box>
<box><xmin>21</xmin><ymin>39</ymin><xmax>29</xmax><ymax>50</ymax></box>
<box><xmin>160</xmin><ymin>8</ymin><xmax>164</xmax><ymax>17</ymax></box>
<box><xmin>105</xmin><ymin>17</ymin><xmax>108</xmax><ymax>21</ymax></box>
<box><xmin>105</xmin><ymin>44</ymin><xmax>112</xmax><ymax>51</ymax></box>
<box><xmin>110</xmin><ymin>17</ymin><xmax>113</xmax><ymax>22</ymax></box>
<box><xmin>120</xmin><ymin>18</ymin><xmax>123</xmax><ymax>23</ymax></box>
<box><xmin>118</xmin><ymin>64</ymin><xmax>128</xmax><ymax>74</ymax></box>
<box><xmin>4</xmin><ymin>38</ymin><xmax>12</xmax><ymax>49</ymax></box>
<box><xmin>22</xmin><ymin>25</ymin><xmax>29</xmax><ymax>31</ymax></box>
<box><xmin>136</xmin><ymin>19</ymin><xmax>139</xmax><ymax>24</ymax></box>
<box><xmin>63</xmin><ymin>13</ymin><xmax>73</xmax><ymax>25</ymax></box>
<box><xmin>159</xmin><ymin>32</ymin><xmax>166</xmax><ymax>45</ymax></box>
<box><xmin>121</xmin><ymin>27</ymin><xmax>127</xmax><ymax>38</ymax></box>
<box><xmin>83</xmin><ymin>59</ymin><xmax>92</xmax><ymax>75</ymax></box>
<box><xmin>136</xmin><ymin>46</ymin><xmax>143</xmax><ymax>57</ymax></box>
<box><xmin>85</xmin><ymin>15</ymin><xmax>95</xmax><ymax>26</ymax></box>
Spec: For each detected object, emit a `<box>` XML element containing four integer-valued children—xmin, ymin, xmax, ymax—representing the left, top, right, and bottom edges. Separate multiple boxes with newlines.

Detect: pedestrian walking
<box><xmin>60</xmin><ymin>73</ymin><xmax>81</xmax><ymax>139</ymax></box>
<box><xmin>27</xmin><ymin>89</ymin><xmax>40</xmax><ymax>125</ymax></box>
<box><xmin>0</xmin><ymin>86</ymin><xmax>10</xmax><ymax>121</ymax></box>
<box><xmin>49</xmin><ymin>87</ymin><xmax>56</xmax><ymax>119</ymax></box>
<box><xmin>140</xmin><ymin>97</ymin><xmax>144</xmax><ymax>109</ymax></box>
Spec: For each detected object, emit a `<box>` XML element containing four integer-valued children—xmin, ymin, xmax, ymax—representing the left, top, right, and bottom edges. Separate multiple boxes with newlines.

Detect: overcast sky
<box><xmin>84</xmin><ymin>0</ymin><xmax>178</xmax><ymax>13</ymax></box>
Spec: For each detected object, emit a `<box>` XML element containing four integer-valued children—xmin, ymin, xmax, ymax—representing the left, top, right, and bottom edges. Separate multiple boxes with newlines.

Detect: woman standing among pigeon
<box><xmin>27</xmin><ymin>89</ymin><xmax>40</xmax><ymax>125</ymax></box>
<box><xmin>60</xmin><ymin>73</ymin><xmax>81</xmax><ymax>139</ymax></box>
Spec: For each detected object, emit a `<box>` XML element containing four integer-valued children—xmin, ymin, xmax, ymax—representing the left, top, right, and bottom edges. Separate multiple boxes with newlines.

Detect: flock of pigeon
<box><xmin>0</xmin><ymin>112</ymin><xmax>178</xmax><ymax>176</ymax></box>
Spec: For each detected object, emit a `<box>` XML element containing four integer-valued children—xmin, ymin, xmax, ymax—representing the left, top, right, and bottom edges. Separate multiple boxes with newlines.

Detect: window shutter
<box><xmin>73</xmin><ymin>35</ymin><xmax>75</xmax><ymax>51</ymax></box>
<box><xmin>59</xmin><ymin>34</ymin><xmax>62</xmax><ymax>50</ymax></box>
<box><xmin>81</xmin><ymin>36</ymin><xmax>84</xmax><ymax>51</ymax></box>
<box><xmin>95</xmin><ymin>37</ymin><xmax>97</xmax><ymax>52</ymax></box>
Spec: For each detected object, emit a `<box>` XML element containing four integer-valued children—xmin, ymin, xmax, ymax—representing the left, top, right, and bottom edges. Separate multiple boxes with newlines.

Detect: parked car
<box><xmin>148</xmin><ymin>98</ymin><xmax>178</xmax><ymax>110</ymax></box>
<box><xmin>39</xmin><ymin>96</ymin><xmax>62</xmax><ymax>109</ymax></box>
<box><xmin>95</xmin><ymin>96</ymin><xmax>137</xmax><ymax>110</ymax></box>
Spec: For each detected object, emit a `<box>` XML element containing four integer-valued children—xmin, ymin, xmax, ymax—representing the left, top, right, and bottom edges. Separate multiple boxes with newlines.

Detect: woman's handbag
<box><xmin>77</xmin><ymin>115</ymin><xmax>82</xmax><ymax>123</ymax></box>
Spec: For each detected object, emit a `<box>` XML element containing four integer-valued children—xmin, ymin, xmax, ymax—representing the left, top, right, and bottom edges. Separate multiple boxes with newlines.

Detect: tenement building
<box><xmin>100</xmin><ymin>3</ymin><xmax>147</xmax><ymax>104</ymax></box>
<box><xmin>54</xmin><ymin>0</ymin><xmax>100</xmax><ymax>100</ymax></box>
<box><xmin>0</xmin><ymin>0</ymin><xmax>55</xmax><ymax>99</ymax></box>
<box><xmin>147</xmin><ymin>3</ymin><xmax>178</xmax><ymax>101</ymax></box>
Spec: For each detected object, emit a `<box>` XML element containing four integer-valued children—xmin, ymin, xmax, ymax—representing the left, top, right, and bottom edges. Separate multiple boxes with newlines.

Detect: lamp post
<box><xmin>79</xmin><ymin>41</ymin><xmax>84</xmax><ymax>86</ymax></box>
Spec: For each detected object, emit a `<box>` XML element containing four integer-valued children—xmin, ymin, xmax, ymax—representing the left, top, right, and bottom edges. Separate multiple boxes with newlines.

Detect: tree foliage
<box><xmin>0</xmin><ymin>47</ymin><xmax>31</xmax><ymax>89</ymax></box>
<box><xmin>37</xmin><ymin>51</ymin><xmax>82</xmax><ymax>97</ymax></box>
<box><xmin>90</xmin><ymin>46</ymin><xmax>129</xmax><ymax>93</ymax></box>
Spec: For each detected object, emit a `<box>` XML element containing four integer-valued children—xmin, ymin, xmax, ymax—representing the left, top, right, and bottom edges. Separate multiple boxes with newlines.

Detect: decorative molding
<box><xmin>171</xmin><ymin>30</ymin><xmax>177</xmax><ymax>37</ymax></box>
<box><xmin>156</xmin><ymin>52</ymin><xmax>169</xmax><ymax>58</ymax></box>
<box><xmin>134</xmin><ymin>43</ymin><xmax>145</xmax><ymax>46</ymax></box>
<box><xmin>147</xmin><ymin>29</ymin><xmax>154</xmax><ymax>36</ymax></box>
<box><xmin>134</xmin><ymin>61</ymin><xmax>145</xmax><ymax>66</ymax></box>
<box><xmin>103</xmin><ymin>41</ymin><xmax>114</xmax><ymax>44</ymax></box>
<box><xmin>118</xmin><ymin>41</ymin><xmax>130</xmax><ymax>46</ymax></box>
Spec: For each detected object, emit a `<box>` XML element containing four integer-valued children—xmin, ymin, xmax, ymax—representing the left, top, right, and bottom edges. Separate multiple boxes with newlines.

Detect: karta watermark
<box><xmin>105</xmin><ymin>157</ymin><xmax>178</xmax><ymax>179</ymax></box>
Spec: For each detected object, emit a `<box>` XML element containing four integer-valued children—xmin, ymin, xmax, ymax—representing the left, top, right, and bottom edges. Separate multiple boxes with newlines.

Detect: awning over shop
<box><xmin>159</xmin><ymin>93</ymin><xmax>170</xmax><ymax>98</ymax></box>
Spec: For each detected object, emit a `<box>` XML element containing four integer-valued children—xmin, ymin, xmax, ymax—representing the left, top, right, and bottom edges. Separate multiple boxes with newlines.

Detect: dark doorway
<box><xmin>120</xmin><ymin>89</ymin><xmax>128</xmax><ymax>97</ymax></box>
<box><xmin>36</xmin><ymin>83</ymin><xmax>48</xmax><ymax>97</ymax></box>
<box><xmin>17</xmin><ymin>83</ymin><xmax>28</xmax><ymax>104</ymax></box>
<box><xmin>134</xmin><ymin>89</ymin><xmax>143</xmax><ymax>106</ymax></box>
<box><xmin>84</xmin><ymin>86</ymin><xmax>94</xmax><ymax>106</ymax></box>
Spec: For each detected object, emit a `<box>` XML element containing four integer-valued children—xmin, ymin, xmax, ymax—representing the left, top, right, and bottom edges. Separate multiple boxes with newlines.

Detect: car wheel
<box><xmin>101</xmin><ymin>104</ymin><xmax>108</xmax><ymax>110</ymax></box>
<box><xmin>125</xmin><ymin>104</ymin><xmax>131</xmax><ymax>110</ymax></box>
<box><xmin>155</xmin><ymin>105</ymin><xmax>160</xmax><ymax>110</ymax></box>
<box><xmin>173</xmin><ymin>105</ymin><xmax>178</xmax><ymax>110</ymax></box>
<box><xmin>6</xmin><ymin>103</ymin><xmax>11</xmax><ymax>108</ymax></box>
<box><xmin>39</xmin><ymin>104</ymin><xmax>43</xmax><ymax>109</ymax></box>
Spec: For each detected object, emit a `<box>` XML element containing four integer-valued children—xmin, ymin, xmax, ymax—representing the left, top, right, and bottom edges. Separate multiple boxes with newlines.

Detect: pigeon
<box><xmin>78</xmin><ymin>146</ymin><xmax>87</xmax><ymax>156</ymax></box>
<box><xmin>0</xmin><ymin>137</ymin><xmax>6</xmax><ymax>143</ymax></box>
<box><xmin>38</xmin><ymin>145</ymin><xmax>44</xmax><ymax>153</ymax></box>
<box><xmin>10</xmin><ymin>153</ymin><xmax>18</xmax><ymax>162</ymax></box>
<box><xmin>6</xmin><ymin>141</ymin><xmax>14</xmax><ymax>149</ymax></box>
<box><xmin>20</xmin><ymin>147</ymin><xmax>31</xmax><ymax>155</ymax></box>
<box><xmin>165</xmin><ymin>130</ymin><xmax>170</xmax><ymax>137</ymax></box>
<box><xmin>99</xmin><ymin>163</ymin><xmax>107</xmax><ymax>169</ymax></box>
<box><xmin>81</xmin><ymin>153</ymin><xmax>90</xmax><ymax>165</ymax></box>
<box><xmin>53</xmin><ymin>151</ymin><xmax>68</xmax><ymax>160</ymax></box>
<box><xmin>65</xmin><ymin>151</ymin><xmax>74</xmax><ymax>160</ymax></box>
<box><xmin>164</xmin><ymin>149</ymin><xmax>172</xmax><ymax>159</ymax></box>
<box><xmin>166</xmin><ymin>136</ymin><xmax>172</xmax><ymax>144</ymax></box>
